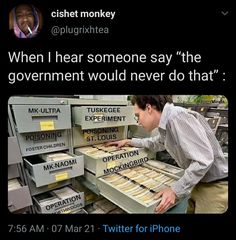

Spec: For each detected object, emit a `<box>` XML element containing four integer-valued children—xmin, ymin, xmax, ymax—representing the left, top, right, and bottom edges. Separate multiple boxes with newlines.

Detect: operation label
<box><xmin>103</xmin><ymin>157</ymin><xmax>149</xmax><ymax>174</ymax></box>
<box><xmin>102</xmin><ymin>150</ymin><xmax>139</xmax><ymax>162</ymax></box>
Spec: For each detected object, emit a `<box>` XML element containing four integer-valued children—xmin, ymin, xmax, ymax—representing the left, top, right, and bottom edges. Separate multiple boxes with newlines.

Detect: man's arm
<box><xmin>131</xmin><ymin>134</ymin><xmax>165</xmax><ymax>152</ymax></box>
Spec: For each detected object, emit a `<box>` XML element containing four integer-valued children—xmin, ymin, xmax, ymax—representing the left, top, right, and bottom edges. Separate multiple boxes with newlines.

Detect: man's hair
<box><xmin>131</xmin><ymin>95</ymin><xmax>173</xmax><ymax>112</ymax></box>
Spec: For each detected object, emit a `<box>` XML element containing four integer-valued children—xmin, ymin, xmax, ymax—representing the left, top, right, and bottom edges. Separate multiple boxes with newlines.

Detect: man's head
<box><xmin>131</xmin><ymin>95</ymin><xmax>173</xmax><ymax>131</ymax></box>
<box><xmin>15</xmin><ymin>4</ymin><xmax>35</xmax><ymax>34</ymax></box>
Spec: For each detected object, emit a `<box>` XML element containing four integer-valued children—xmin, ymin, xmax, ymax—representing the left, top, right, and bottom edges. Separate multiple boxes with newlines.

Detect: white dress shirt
<box><xmin>131</xmin><ymin>103</ymin><xmax>228</xmax><ymax>198</ymax></box>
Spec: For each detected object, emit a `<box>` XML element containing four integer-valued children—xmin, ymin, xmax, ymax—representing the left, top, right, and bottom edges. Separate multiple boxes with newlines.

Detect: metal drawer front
<box><xmin>24</xmin><ymin>154</ymin><xmax>84</xmax><ymax>187</ymax></box>
<box><xmin>13</xmin><ymin>105</ymin><xmax>71</xmax><ymax>133</ymax></box>
<box><xmin>8</xmin><ymin>165</ymin><xmax>20</xmax><ymax>179</ymax></box>
<box><xmin>8</xmin><ymin>137</ymin><xmax>22</xmax><ymax>165</ymax></box>
<box><xmin>75</xmin><ymin>146</ymin><xmax>148</xmax><ymax>177</ymax></box>
<box><xmin>73</xmin><ymin>106</ymin><xmax>136</xmax><ymax>129</ymax></box>
<box><xmin>17</xmin><ymin>130</ymin><xmax>69</xmax><ymax>156</ymax></box>
<box><xmin>8</xmin><ymin>185</ymin><xmax>32</xmax><ymax>212</ymax></box>
<box><xmin>33</xmin><ymin>187</ymin><xmax>84</xmax><ymax>214</ymax></box>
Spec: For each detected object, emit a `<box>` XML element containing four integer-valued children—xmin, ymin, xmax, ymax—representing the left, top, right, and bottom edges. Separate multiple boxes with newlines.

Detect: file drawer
<box><xmin>97</xmin><ymin>165</ymin><xmax>182</xmax><ymax>213</ymax></box>
<box><xmin>12</xmin><ymin>104</ymin><xmax>71</xmax><ymax>133</ymax></box>
<box><xmin>73</xmin><ymin>106</ymin><xmax>136</xmax><ymax>129</ymax></box>
<box><xmin>8</xmin><ymin>179</ymin><xmax>32</xmax><ymax>212</ymax></box>
<box><xmin>24</xmin><ymin>153</ymin><xmax>84</xmax><ymax>187</ymax></box>
<box><xmin>75</xmin><ymin>145</ymin><xmax>148</xmax><ymax>177</ymax></box>
<box><xmin>72</xmin><ymin>126</ymin><xmax>126</xmax><ymax>147</ymax></box>
<box><xmin>17</xmin><ymin>130</ymin><xmax>69</xmax><ymax>156</ymax></box>
<box><xmin>25</xmin><ymin>169</ymin><xmax>72</xmax><ymax>196</ymax></box>
<box><xmin>8</xmin><ymin>165</ymin><xmax>20</xmax><ymax>179</ymax></box>
<box><xmin>8</xmin><ymin>137</ymin><xmax>22</xmax><ymax>165</ymax></box>
<box><xmin>33</xmin><ymin>186</ymin><xmax>84</xmax><ymax>214</ymax></box>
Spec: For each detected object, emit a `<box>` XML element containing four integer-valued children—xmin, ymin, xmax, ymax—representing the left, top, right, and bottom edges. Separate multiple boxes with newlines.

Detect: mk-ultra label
<box><xmin>28</xmin><ymin>107</ymin><xmax>61</xmax><ymax>114</ymax></box>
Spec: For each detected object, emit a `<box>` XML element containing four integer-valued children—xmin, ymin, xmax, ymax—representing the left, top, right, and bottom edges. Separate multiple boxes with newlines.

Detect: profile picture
<box><xmin>9</xmin><ymin>4</ymin><xmax>43</xmax><ymax>38</ymax></box>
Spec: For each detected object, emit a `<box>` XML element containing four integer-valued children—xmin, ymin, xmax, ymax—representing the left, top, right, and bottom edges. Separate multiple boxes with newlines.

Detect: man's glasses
<box><xmin>134</xmin><ymin>105</ymin><xmax>150</xmax><ymax>123</ymax></box>
<box><xmin>134</xmin><ymin>115</ymin><xmax>139</xmax><ymax>123</ymax></box>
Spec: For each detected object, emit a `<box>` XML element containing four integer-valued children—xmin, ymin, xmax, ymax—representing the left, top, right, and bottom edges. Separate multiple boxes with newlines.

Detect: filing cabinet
<box><xmin>8</xmin><ymin>95</ymin><xmax>188</xmax><ymax>214</ymax></box>
<box><xmin>70</xmin><ymin>98</ymin><xmax>185</xmax><ymax>213</ymax></box>
<box><xmin>8</xmin><ymin>96</ymin><xmax>85</xmax><ymax>214</ymax></box>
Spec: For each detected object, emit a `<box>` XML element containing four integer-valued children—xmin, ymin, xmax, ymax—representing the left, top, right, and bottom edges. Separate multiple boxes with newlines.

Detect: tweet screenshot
<box><xmin>2</xmin><ymin>0</ymin><xmax>233</xmax><ymax>239</ymax></box>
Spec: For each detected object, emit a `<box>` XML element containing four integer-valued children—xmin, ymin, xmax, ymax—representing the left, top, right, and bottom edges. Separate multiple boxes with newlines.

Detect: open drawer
<box><xmin>33</xmin><ymin>186</ymin><xmax>84</xmax><ymax>214</ymax></box>
<box><xmin>24</xmin><ymin>153</ymin><xmax>84</xmax><ymax>187</ymax></box>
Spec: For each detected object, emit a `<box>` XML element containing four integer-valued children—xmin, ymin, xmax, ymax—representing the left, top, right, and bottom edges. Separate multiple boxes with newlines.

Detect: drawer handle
<box><xmin>49</xmin><ymin>166</ymin><xmax>72</xmax><ymax>174</ymax></box>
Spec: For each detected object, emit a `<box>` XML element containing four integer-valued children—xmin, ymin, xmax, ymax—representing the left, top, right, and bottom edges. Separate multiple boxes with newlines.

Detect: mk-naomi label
<box><xmin>43</xmin><ymin>158</ymin><xmax>77</xmax><ymax>171</ymax></box>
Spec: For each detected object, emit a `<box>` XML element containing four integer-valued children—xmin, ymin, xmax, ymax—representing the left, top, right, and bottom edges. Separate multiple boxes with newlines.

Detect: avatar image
<box><xmin>9</xmin><ymin>4</ymin><xmax>42</xmax><ymax>38</ymax></box>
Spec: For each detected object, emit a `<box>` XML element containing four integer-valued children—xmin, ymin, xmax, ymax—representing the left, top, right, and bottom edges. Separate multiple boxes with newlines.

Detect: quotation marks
<box><xmin>176</xmin><ymin>51</ymin><xmax>201</xmax><ymax>63</ymax></box>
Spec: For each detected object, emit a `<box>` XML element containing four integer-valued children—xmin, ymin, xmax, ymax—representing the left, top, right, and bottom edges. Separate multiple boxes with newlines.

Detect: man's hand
<box><xmin>154</xmin><ymin>187</ymin><xmax>176</xmax><ymax>214</ymax></box>
<box><xmin>105</xmin><ymin>139</ymin><xmax>131</xmax><ymax>148</ymax></box>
